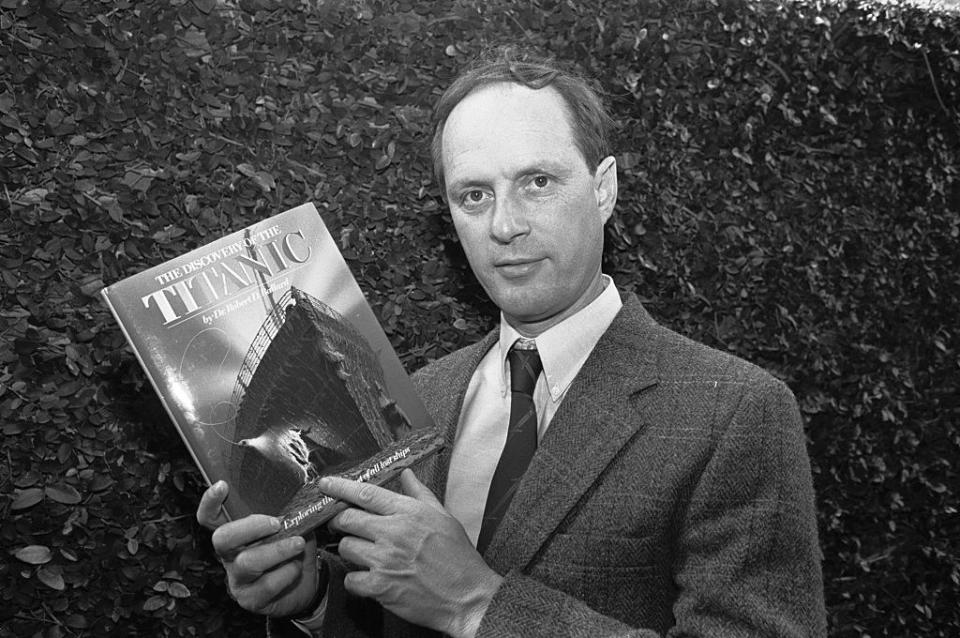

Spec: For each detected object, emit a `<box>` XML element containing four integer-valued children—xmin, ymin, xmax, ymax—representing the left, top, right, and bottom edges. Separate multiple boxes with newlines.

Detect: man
<box><xmin>198</xmin><ymin>52</ymin><xmax>827</xmax><ymax>637</ymax></box>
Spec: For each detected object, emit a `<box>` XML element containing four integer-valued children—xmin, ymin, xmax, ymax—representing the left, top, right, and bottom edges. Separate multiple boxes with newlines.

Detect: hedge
<box><xmin>1</xmin><ymin>0</ymin><xmax>957</xmax><ymax>635</ymax></box>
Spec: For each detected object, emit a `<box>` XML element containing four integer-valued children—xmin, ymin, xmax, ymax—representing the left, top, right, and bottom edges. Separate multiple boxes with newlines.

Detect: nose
<box><xmin>489</xmin><ymin>194</ymin><xmax>529</xmax><ymax>244</ymax></box>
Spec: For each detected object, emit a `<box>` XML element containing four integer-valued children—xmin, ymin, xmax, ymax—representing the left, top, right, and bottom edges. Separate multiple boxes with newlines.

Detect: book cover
<box><xmin>101</xmin><ymin>203</ymin><xmax>442</xmax><ymax>539</ymax></box>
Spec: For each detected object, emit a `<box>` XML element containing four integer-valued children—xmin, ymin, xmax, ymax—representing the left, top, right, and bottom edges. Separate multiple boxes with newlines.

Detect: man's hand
<box><xmin>323</xmin><ymin>469</ymin><xmax>503</xmax><ymax>638</ymax></box>
<box><xmin>196</xmin><ymin>481</ymin><xmax>321</xmax><ymax>618</ymax></box>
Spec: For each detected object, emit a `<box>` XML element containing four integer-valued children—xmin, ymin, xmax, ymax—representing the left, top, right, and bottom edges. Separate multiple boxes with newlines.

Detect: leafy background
<box><xmin>1</xmin><ymin>0</ymin><xmax>958</xmax><ymax>635</ymax></box>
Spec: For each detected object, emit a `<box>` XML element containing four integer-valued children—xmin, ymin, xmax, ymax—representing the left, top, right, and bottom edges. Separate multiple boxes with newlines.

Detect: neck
<box><xmin>505</xmin><ymin>273</ymin><xmax>607</xmax><ymax>338</ymax></box>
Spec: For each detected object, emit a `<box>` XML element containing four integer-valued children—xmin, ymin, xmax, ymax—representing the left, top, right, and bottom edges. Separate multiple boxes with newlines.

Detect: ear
<box><xmin>593</xmin><ymin>155</ymin><xmax>618</xmax><ymax>223</ymax></box>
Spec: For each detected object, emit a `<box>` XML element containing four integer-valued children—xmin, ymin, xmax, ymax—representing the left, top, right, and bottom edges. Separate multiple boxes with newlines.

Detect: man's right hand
<box><xmin>197</xmin><ymin>480</ymin><xmax>321</xmax><ymax>618</ymax></box>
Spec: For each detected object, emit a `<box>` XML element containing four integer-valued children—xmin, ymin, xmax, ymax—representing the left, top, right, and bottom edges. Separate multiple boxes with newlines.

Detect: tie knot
<box><xmin>508</xmin><ymin>343</ymin><xmax>542</xmax><ymax>397</ymax></box>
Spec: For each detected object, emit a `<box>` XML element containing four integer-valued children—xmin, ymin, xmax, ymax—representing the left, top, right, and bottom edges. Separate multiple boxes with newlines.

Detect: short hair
<box><xmin>430</xmin><ymin>48</ymin><xmax>615</xmax><ymax>195</ymax></box>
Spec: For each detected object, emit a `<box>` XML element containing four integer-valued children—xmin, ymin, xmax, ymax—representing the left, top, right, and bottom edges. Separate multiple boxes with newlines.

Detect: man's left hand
<box><xmin>322</xmin><ymin>469</ymin><xmax>503</xmax><ymax>638</ymax></box>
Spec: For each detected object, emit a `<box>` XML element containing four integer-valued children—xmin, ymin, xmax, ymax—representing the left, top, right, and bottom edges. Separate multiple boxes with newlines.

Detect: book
<box><xmin>101</xmin><ymin>203</ymin><xmax>443</xmax><ymax>539</ymax></box>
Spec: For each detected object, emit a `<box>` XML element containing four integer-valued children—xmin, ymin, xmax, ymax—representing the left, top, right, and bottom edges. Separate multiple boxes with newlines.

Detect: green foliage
<box><xmin>1</xmin><ymin>0</ymin><xmax>957</xmax><ymax>635</ymax></box>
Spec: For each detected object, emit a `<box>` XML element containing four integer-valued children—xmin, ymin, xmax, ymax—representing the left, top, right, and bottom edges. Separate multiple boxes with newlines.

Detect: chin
<box><xmin>496</xmin><ymin>298</ymin><xmax>555</xmax><ymax>324</ymax></box>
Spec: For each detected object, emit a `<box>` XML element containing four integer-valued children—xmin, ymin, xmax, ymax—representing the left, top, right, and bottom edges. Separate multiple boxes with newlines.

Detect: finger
<box><xmin>399</xmin><ymin>469</ymin><xmax>442</xmax><ymax>508</ymax></box>
<box><xmin>197</xmin><ymin>480</ymin><xmax>230</xmax><ymax>529</ymax></box>
<box><xmin>211</xmin><ymin>515</ymin><xmax>280</xmax><ymax>559</ymax></box>
<box><xmin>232</xmin><ymin>536</ymin><xmax>307</xmax><ymax>582</ymax></box>
<box><xmin>336</xmin><ymin>535</ymin><xmax>378</xmax><ymax>569</ymax></box>
<box><xmin>319</xmin><ymin>476</ymin><xmax>405</xmax><ymax>515</ymax></box>
<box><xmin>343</xmin><ymin>569</ymin><xmax>384</xmax><ymax>599</ymax></box>
<box><xmin>232</xmin><ymin>557</ymin><xmax>305</xmax><ymax>612</ymax></box>
<box><xmin>328</xmin><ymin>507</ymin><xmax>386</xmax><ymax>540</ymax></box>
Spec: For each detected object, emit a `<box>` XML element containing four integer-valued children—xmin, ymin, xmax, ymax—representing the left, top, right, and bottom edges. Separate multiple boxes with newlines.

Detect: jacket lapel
<box><xmin>482</xmin><ymin>295</ymin><xmax>662</xmax><ymax>571</ymax></box>
<box><xmin>419</xmin><ymin>330</ymin><xmax>499</xmax><ymax>497</ymax></box>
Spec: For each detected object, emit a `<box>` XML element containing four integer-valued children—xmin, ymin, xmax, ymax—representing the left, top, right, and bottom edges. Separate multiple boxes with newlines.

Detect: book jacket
<box><xmin>101</xmin><ymin>203</ymin><xmax>442</xmax><ymax>538</ymax></box>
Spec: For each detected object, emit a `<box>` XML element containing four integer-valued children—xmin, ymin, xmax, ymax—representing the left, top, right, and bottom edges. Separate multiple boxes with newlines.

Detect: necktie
<box><xmin>476</xmin><ymin>341</ymin><xmax>542</xmax><ymax>554</ymax></box>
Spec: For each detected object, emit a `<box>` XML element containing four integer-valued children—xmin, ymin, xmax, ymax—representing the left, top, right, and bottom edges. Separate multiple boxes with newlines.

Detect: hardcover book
<box><xmin>101</xmin><ymin>203</ymin><xmax>442</xmax><ymax>539</ymax></box>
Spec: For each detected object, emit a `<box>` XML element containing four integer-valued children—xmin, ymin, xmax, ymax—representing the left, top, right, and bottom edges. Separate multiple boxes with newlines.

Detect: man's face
<box><xmin>441</xmin><ymin>82</ymin><xmax>617</xmax><ymax>335</ymax></box>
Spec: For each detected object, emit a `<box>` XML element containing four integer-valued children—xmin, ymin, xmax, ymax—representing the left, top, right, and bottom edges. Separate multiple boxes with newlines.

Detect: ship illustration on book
<box><xmin>226</xmin><ymin>287</ymin><xmax>416</xmax><ymax>517</ymax></box>
<box><xmin>101</xmin><ymin>203</ymin><xmax>442</xmax><ymax>539</ymax></box>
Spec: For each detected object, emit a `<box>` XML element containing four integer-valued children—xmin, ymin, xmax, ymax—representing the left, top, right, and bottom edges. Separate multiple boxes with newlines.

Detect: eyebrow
<box><xmin>447</xmin><ymin>160</ymin><xmax>572</xmax><ymax>194</ymax></box>
<box><xmin>446</xmin><ymin>177</ymin><xmax>489</xmax><ymax>195</ymax></box>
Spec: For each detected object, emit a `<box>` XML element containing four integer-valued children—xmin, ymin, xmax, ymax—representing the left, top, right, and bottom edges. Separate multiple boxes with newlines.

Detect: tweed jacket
<box><xmin>303</xmin><ymin>293</ymin><xmax>827</xmax><ymax>637</ymax></box>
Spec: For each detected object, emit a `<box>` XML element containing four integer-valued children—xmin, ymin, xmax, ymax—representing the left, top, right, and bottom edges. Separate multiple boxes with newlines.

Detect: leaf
<box><xmin>11</xmin><ymin>487</ymin><xmax>43</xmax><ymax>510</ymax></box>
<box><xmin>17</xmin><ymin>188</ymin><xmax>49</xmax><ymax>205</ymax></box>
<box><xmin>236</xmin><ymin>163</ymin><xmax>256</xmax><ymax>178</ymax></box>
<box><xmin>122</xmin><ymin>167</ymin><xmax>160</xmax><ymax>193</ymax></box>
<box><xmin>64</xmin><ymin>615</ymin><xmax>88</xmax><ymax>629</ymax></box>
<box><xmin>820</xmin><ymin>107</ymin><xmax>838</xmax><ymax>126</ymax></box>
<box><xmin>731</xmin><ymin>148</ymin><xmax>754</xmax><ymax>165</ymax></box>
<box><xmin>235</xmin><ymin>163</ymin><xmax>275</xmax><ymax>191</ymax></box>
<box><xmin>89</xmin><ymin>474</ymin><xmax>115</xmax><ymax>492</ymax></box>
<box><xmin>143</xmin><ymin>596</ymin><xmax>167</xmax><ymax>611</ymax></box>
<box><xmin>44</xmin><ymin>108</ymin><xmax>64</xmax><ymax>128</ymax></box>
<box><xmin>252</xmin><ymin>170</ymin><xmax>275</xmax><ymax>192</ymax></box>
<box><xmin>14</xmin><ymin>470</ymin><xmax>41</xmax><ymax>488</ymax></box>
<box><xmin>192</xmin><ymin>0</ymin><xmax>216</xmax><ymax>14</ymax></box>
<box><xmin>98</xmin><ymin>195</ymin><xmax>124</xmax><ymax>222</ymax></box>
<box><xmin>46</xmin><ymin>484</ymin><xmax>82</xmax><ymax>505</ymax></box>
<box><xmin>179</xmin><ymin>26</ymin><xmax>212</xmax><ymax>58</ymax></box>
<box><xmin>15</xmin><ymin>545</ymin><xmax>52</xmax><ymax>565</ymax></box>
<box><xmin>176</xmin><ymin>150</ymin><xmax>201</xmax><ymax>163</ymax></box>
<box><xmin>57</xmin><ymin>442</ymin><xmax>73</xmax><ymax>463</ymax></box>
<box><xmin>38</xmin><ymin>566</ymin><xmax>66</xmax><ymax>590</ymax></box>
<box><xmin>152</xmin><ymin>226</ymin><xmax>187</xmax><ymax>243</ymax></box>
<box><xmin>167</xmin><ymin>582</ymin><xmax>191</xmax><ymax>598</ymax></box>
<box><xmin>3</xmin><ymin>422</ymin><xmax>25</xmax><ymax>435</ymax></box>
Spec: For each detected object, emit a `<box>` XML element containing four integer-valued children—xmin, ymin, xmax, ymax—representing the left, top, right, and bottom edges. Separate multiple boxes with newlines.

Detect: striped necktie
<box><xmin>476</xmin><ymin>340</ymin><xmax>542</xmax><ymax>554</ymax></box>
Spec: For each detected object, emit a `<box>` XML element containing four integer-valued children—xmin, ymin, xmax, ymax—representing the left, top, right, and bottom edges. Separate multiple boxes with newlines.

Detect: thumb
<box><xmin>197</xmin><ymin>480</ymin><xmax>231</xmax><ymax>530</ymax></box>
<box><xmin>400</xmin><ymin>469</ymin><xmax>442</xmax><ymax>507</ymax></box>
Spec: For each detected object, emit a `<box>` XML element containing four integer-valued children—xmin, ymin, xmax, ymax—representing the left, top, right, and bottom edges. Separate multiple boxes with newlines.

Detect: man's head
<box><xmin>431</xmin><ymin>52</ymin><xmax>615</xmax><ymax>194</ymax></box>
<box><xmin>434</xmin><ymin>52</ymin><xmax>618</xmax><ymax>335</ymax></box>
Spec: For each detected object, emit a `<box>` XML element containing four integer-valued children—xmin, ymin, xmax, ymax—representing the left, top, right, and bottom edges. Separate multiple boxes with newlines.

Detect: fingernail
<box><xmin>317</xmin><ymin>477</ymin><xmax>330</xmax><ymax>490</ymax></box>
<box><xmin>214</xmin><ymin>480</ymin><xmax>226</xmax><ymax>491</ymax></box>
<box><xmin>288</xmin><ymin>536</ymin><xmax>305</xmax><ymax>551</ymax></box>
<box><xmin>269</xmin><ymin>517</ymin><xmax>281</xmax><ymax>531</ymax></box>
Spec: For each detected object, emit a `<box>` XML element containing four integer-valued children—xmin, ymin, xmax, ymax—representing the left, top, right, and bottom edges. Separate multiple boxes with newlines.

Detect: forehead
<box><xmin>441</xmin><ymin>83</ymin><xmax>582</xmax><ymax>185</ymax></box>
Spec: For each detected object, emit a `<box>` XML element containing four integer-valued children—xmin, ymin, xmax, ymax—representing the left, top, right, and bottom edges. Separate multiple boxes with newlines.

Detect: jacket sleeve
<box><xmin>266</xmin><ymin>547</ymin><xmax>385</xmax><ymax>638</ymax></box>
<box><xmin>475</xmin><ymin>378</ymin><xmax>826</xmax><ymax>638</ymax></box>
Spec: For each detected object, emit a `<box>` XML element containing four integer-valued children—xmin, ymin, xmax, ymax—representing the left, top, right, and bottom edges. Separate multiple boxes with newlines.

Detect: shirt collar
<box><xmin>496</xmin><ymin>275</ymin><xmax>623</xmax><ymax>400</ymax></box>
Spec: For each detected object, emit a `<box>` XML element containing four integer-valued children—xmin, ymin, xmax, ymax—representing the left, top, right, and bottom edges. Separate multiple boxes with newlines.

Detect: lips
<box><xmin>494</xmin><ymin>257</ymin><xmax>544</xmax><ymax>278</ymax></box>
<box><xmin>495</xmin><ymin>257</ymin><xmax>539</xmax><ymax>266</ymax></box>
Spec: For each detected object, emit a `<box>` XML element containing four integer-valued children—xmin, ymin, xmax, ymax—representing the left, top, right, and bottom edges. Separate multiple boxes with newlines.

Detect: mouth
<box><xmin>494</xmin><ymin>257</ymin><xmax>544</xmax><ymax>278</ymax></box>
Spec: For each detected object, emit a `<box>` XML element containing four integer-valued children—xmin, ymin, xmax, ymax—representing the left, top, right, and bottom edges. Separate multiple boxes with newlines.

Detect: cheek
<box><xmin>549</xmin><ymin>197</ymin><xmax>604</xmax><ymax>255</ymax></box>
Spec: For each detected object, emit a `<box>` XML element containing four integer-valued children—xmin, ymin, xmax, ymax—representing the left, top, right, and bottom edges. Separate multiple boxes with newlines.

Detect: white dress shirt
<box><xmin>444</xmin><ymin>276</ymin><xmax>623</xmax><ymax>546</ymax></box>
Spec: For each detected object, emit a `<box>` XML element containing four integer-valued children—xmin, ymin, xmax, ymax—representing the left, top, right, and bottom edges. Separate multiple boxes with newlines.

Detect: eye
<box><xmin>459</xmin><ymin>189</ymin><xmax>491</xmax><ymax>208</ymax></box>
<box><xmin>532</xmin><ymin>175</ymin><xmax>550</xmax><ymax>188</ymax></box>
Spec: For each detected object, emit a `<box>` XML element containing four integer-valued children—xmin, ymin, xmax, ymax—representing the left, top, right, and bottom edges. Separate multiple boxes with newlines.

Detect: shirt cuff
<box><xmin>290</xmin><ymin>595</ymin><xmax>328</xmax><ymax>633</ymax></box>
<box><xmin>288</xmin><ymin>551</ymin><xmax>330</xmax><ymax>634</ymax></box>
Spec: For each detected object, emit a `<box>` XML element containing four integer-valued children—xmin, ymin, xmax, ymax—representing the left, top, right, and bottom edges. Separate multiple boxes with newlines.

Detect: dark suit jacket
<box><xmin>305</xmin><ymin>293</ymin><xmax>827</xmax><ymax>637</ymax></box>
